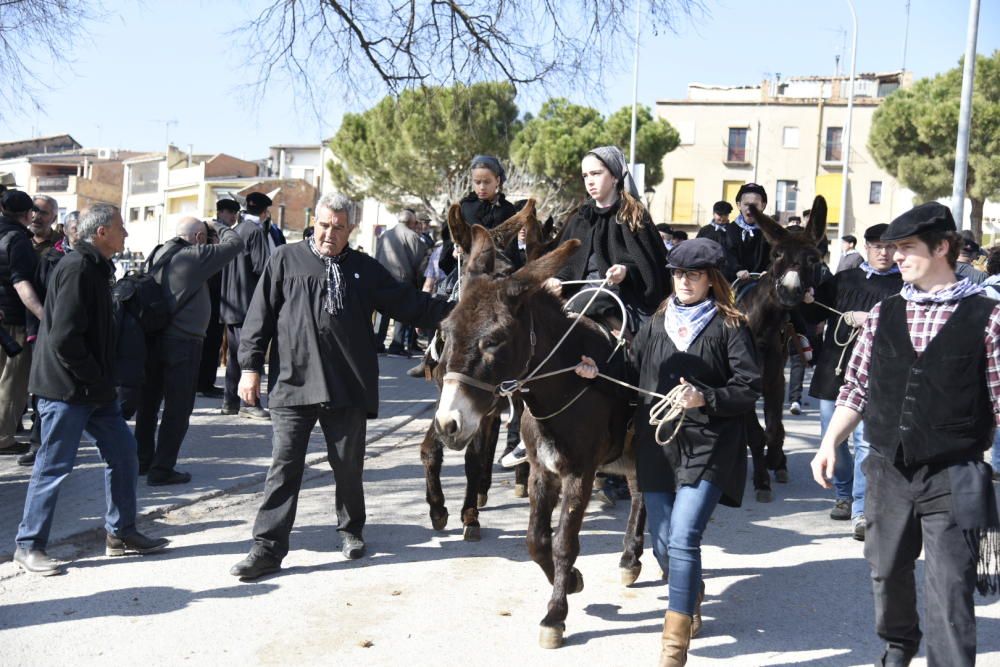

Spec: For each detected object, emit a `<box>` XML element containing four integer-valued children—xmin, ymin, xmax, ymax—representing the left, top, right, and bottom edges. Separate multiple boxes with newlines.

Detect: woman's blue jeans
<box><xmin>644</xmin><ymin>479</ymin><xmax>723</xmax><ymax>615</ymax></box>
<box><xmin>992</xmin><ymin>428</ymin><xmax>1000</xmax><ymax>473</ymax></box>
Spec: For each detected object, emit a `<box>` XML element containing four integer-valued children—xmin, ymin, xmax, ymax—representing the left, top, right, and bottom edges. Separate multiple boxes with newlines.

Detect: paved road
<box><xmin>0</xmin><ymin>359</ymin><xmax>998</xmax><ymax>666</ymax></box>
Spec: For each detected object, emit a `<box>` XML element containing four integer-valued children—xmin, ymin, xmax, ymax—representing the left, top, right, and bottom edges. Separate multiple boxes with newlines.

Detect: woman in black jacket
<box><xmin>576</xmin><ymin>238</ymin><xmax>761</xmax><ymax>666</ymax></box>
<box><xmin>552</xmin><ymin>145</ymin><xmax>669</xmax><ymax>334</ymax></box>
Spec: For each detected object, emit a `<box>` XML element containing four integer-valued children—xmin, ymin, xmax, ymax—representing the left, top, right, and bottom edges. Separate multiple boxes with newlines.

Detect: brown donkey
<box><xmin>433</xmin><ymin>222</ymin><xmax>645</xmax><ymax>649</ymax></box>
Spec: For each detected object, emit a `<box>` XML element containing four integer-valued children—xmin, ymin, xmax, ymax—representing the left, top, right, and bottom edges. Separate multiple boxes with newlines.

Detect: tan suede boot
<box><xmin>659</xmin><ymin>610</ymin><xmax>693</xmax><ymax>667</ymax></box>
<box><xmin>690</xmin><ymin>580</ymin><xmax>705</xmax><ymax>638</ymax></box>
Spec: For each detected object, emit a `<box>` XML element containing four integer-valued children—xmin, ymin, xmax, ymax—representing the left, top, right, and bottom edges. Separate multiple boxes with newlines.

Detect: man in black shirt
<box><xmin>0</xmin><ymin>191</ymin><xmax>44</xmax><ymax>456</ymax></box>
<box><xmin>229</xmin><ymin>193</ymin><xmax>452</xmax><ymax>580</ymax></box>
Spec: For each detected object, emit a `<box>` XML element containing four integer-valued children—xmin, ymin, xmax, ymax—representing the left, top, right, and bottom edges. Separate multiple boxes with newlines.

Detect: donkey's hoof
<box><xmin>430</xmin><ymin>509</ymin><xmax>449</xmax><ymax>531</ymax></box>
<box><xmin>569</xmin><ymin>567</ymin><xmax>585</xmax><ymax>594</ymax></box>
<box><xmin>774</xmin><ymin>469</ymin><xmax>789</xmax><ymax>483</ymax></box>
<box><xmin>620</xmin><ymin>564</ymin><xmax>642</xmax><ymax>586</ymax></box>
<box><xmin>755</xmin><ymin>488</ymin><xmax>773</xmax><ymax>503</ymax></box>
<box><xmin>463</xmin><ymin>524</ymin><xmax>481</xmax><ymax>542</ymax></box>
<box><xmin>513</xmin><ymin>483</ymin><xmax>527</xmax><ymax>498</ymax></box>
<box><xmin>538</xmin><ymin>624</ymin><xmax>565</xmax><ymax>649</ymax></box>
<box><xmin>476</xmin><ymin>492</ymin><xmax>488</xmax><ymax>508</ymax></box>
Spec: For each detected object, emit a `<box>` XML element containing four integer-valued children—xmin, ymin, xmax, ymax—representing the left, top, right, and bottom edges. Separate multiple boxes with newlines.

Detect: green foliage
<box><xmin>327</xmin><ymin>81</ymin><xmax>520</xmax><ymax>216</ymax></box>
<box><xmin>511</xmin><ymin>98</ymin><xmax>679</xmax><ymax>206</ymax></box>
<box><xmin>869</xmin><ymin>51</ymin><xmax>1000</xmax><ymax>230</ymax></box>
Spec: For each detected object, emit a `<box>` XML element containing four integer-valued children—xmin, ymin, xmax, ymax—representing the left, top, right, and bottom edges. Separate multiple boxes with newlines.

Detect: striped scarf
<box><xmin>734</xmin><ymin>214</ymin><xmax>757</xmax><ymax>241</ymax></box>
<box><xmin>900</xmin><ymin>277</ymin><xmax>983</xmax><ymax>304</ymax></box>
<box><xmin>308</xmin><ymin>238</ymin><xmax>348</xmax><ymax>315</ymax></box>
<box><xmin>664</xmin><ymin>297</ymin><xmax>717</xmax><ymax>352</ymax></box>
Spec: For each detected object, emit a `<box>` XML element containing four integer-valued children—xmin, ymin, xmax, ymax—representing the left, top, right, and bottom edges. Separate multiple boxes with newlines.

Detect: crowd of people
<box><xmin>1</xmin><ymin>142</ymin><xmax>999</xmax><ymax>666</ymax></box>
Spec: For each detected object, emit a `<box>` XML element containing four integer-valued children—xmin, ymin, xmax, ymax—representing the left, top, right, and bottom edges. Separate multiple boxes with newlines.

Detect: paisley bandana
<box><xmin>734</xmin><ymin>214</ymin><xmax>757</xmax><ymax>241</ymax></box>
<box><xmin>859</xmin><ymin>261</ymin><xmax>900</xmax><ymax>279</ymax></box>
<box><xmin>664</xmin><ymin>298</ymin><xmax>717</xmax><ymax>352</ymax></box>
<box><xmin>308</xmin><ymin>237</ymin><xmax>349</xmax><ymax>315</ymax></box>
<box><xmin>900</xmin><ymin>277</ymin><xmax>983</xmax><ymax>304</ymax></box>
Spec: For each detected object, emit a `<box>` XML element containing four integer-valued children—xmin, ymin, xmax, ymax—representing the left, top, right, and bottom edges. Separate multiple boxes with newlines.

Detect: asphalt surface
<box><xmin>0</xmin><ymin>359</ymin><xmax>998</xmax><ymax>666</ymax></box>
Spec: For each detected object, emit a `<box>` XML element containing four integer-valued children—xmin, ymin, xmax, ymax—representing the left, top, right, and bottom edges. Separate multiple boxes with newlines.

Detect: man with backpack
<box><xmin>15</xmin><ymin>205</ymin><xmax>168</xmax><ymax>575</ymax></box>
<box><xmin>133</xmin><ymin>217</ymin><xmax>243</xmax><ymax>485</ymax></box>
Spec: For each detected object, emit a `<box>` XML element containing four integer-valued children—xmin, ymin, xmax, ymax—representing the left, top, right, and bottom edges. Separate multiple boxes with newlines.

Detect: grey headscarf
<box><xmin>470</xmin><ymin>155</ymin><xmax>506</xmax><ymax>184</ymax></box>
<box><xmin>586</xmin><ymin>145</ymin><xmax>642</xmax><ymax>200</ymax></box>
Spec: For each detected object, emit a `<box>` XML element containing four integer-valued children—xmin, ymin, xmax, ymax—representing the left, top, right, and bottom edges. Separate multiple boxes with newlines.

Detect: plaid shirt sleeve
<box><xmin>985</xmin><ymin>303</ymin><xmax>1000</xmax><ymax>426</ymax></box>
<box><xmin>835</xmin><ymin>302</ymin><xmax>883</xmax><ymax>414</ymax></box>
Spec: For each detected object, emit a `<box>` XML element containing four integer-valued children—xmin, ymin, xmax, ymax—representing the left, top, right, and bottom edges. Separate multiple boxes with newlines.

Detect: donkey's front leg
<box><xmin>761</xmin><ymin>348</ymin><xmax>789</xmax><ymax>480</ymax></box>
<box><xmin>539</xmin><ymin>469</ymin><xmax>595</xmax><ymax>649</ymax></box>
<box><xmin>419</xmin><ymin>424</ymin><xmax>449</xmax><ymax>530</ymax></box>
<box><xmin>619</xmin><ymin>469</ymin><xmax>646</xmax><ymax>585</ymax></box>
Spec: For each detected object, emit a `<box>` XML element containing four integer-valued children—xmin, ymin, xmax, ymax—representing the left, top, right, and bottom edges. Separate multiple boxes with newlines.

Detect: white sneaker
<box><xmin>501</xmin><ymin>442</ymin><xmax>527</xmax><ymax>468</ymax></box>
<box><xmin>789</xmin><ymin>401</ymin><xmax>802</xmax><ymax>415</ymax></box>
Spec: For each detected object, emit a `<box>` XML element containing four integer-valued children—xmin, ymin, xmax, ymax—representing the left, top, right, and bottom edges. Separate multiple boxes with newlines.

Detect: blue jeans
<box><xmin>16</xmin><ymin>399</ymin><xmax>139</xmax><ymax>550</ymax></box>
<box><xmin>820</xmin><ymin>398</ymin><xmax>869</xmax><ymax>518</ymax></box>
<box><xmin>644</xmin><ymin>479</ymin><xmax>723</xmax><ymax>616</ymax></box>
<box><xmin>992</xmin><ymin>429</ymin><xmax>1000</xmax><ymax>473</ymax></box>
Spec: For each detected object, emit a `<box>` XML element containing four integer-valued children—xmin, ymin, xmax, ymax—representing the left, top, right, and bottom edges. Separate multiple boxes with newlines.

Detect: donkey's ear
<box><xmin>491</xmin><ymin>199</ymin><xmax>535</xmax><ymax>249</ymax></box>
<box><xmin>522</xmin><ymin>202</ymin><xmax>549</xmax><ymax>262</ymax></box>
<box><xmin>748</xmin><ymin>204</ymin><xmax>787</xmax><ymax>246</ymax></box>
<box><xmin>805</xmin><ymin>195</ymin><xmax>828</xmax><ymax>245</ymax></box>
<box><xmin>509</xmin><ymin>239</ymin><xmax>581</xmax><ymax>295</ymax></box>
<box><xmin>448</xmin><ymin>203</ymin><xmax>472</xmax><ymax>254</ymax></box>
<box><xmin>541</xmin><ymin>215</ymin><xmax>555</xmax><ymax>240</ymax></box>
<box><xmin>466</xmin><ymin>224</ymin><xmax>495</xmax><ymax>276</ymax></box>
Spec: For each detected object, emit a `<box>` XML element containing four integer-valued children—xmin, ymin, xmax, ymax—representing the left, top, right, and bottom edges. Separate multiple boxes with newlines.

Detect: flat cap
<box><xmin>863</xmin><ymin>223</ymin><xmax>889</xmax><ymax>242</ymax></box>
<box><xmin>666</xmin><ymin>237</ymin><xmax>726</xmax><ymax>270</ymax></box>
<box><xmin>712</xmin><ymin>201</ymin><xmax>733</xmax><ymax>216</ymax></box>
<box><xmin>881</xmin><ymin>202</ymin><xmax>955</xmax><ymax>241</ymax></box>
<box><xmin>245</xmin><ymin>192</ymin><xmax>273</xmax><ymax>209</ymax></box>
<box><xmin>1</xmin><ymin>190</ymin><xmax>36</xmax><ymax>214</ymax></box>
<box><xmin>216</xmin><ymin>198</ymin><xmax>240</xmax><ymax>213</ymax></box>
<box><xmin>735</xmin><ymin>182</ymin><xmax>768</xmax><ymax>205</ymax></box>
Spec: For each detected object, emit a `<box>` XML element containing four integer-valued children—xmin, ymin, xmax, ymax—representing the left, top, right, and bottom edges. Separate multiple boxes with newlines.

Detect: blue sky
<box><xmin>4</xmin><ymin>0</ymin><xmax>999</xmax><ymax>159</ymax></box>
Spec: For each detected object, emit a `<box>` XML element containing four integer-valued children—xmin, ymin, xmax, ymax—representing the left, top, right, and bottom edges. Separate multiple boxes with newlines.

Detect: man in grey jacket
<box><xmin>134</xmin><ymin>217</ymin><xmax>244</xmax><ymax>485</ymax></box>
<box><xmin>373</xmin><ymin>209</ymin><xmax>428</xmax><ymax>356</ymax></box>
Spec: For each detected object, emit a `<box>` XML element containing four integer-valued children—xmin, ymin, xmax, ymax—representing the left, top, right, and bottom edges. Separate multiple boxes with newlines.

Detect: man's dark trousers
<box><xmin>135</xmin><ymin>336</ymin><xmax>203</xmax><ymax>478</ymax></box>
<box><xmin>863</xmin><ymin>451</ymin><xmax>977</xmax><ymax>666</ymax></box>
<box><xmin>251</xmin><ymin>405</ymin><xmax>366</xmax><ymax>560</ymax></box>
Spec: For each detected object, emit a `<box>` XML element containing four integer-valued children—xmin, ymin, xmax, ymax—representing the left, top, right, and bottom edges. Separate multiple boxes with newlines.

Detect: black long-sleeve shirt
<box><xmin>220</xmin><ymin>219</ymin><xmax>270</xmax><ymax>325</ymax></box>
<box><xmin>239</xmin><ymin>242</ymin><xmax>452</xmax><ymax>415</ymax></box>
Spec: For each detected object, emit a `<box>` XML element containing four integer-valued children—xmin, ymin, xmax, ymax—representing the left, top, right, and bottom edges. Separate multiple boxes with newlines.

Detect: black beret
<box><xmin>1</xmin><ymin>190</ymin><xmax>36</xmax><ymax>214</ymax></box>
<box><xmin>736</xmin><ymin>183</ymin><xmax>768</xmax><ymax>205</ymax></box>
<box><xmin>655</xmin><ymin>223</ymin><xmax>673</xmax><ymax>234</ymax></box>
<box><xmin>713</xmin><ymin>201</ymin><xmax>733</xmax><ymax>215</ymax></box>
<box><xmin>245</xmin><ymin>192</ymin><xmax>273</xmax><ymax>209</ymax></box>
<box><xmin>216</xmin><ymin>198</ymin><xmax>240</xmax><ymax>213</ymax></box>
<box><xmin>863</xmin><ymin>224</ymin><xmax>889</xmax><ymax>242</ymax></box>
<box><xmin>666</xmin><ymin>237</ymin><xmax>725</xmax><ymax>270</ymax></box>
<box><xmin>881</xmin><ymin>202</ymin><xmax>955</xmax><ymax>241</ymax></box>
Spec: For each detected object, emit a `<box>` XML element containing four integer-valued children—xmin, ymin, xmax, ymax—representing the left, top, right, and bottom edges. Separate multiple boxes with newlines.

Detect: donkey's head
<box><xmin>752</xmin><ymin>195</ymin><xmax>828</xmax><ymax>308</ymax></box>
<box><xmin>433</xmin><ymin>223</ymin><xmax>580</xmax><ymax>449</ymax></box>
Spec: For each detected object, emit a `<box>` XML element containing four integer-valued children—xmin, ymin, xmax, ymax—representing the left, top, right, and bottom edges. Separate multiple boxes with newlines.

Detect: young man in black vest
<box><xmin>811</xmin><ymin>202</ymin><xmax>1000</xmax><ymax>667</ymax></box>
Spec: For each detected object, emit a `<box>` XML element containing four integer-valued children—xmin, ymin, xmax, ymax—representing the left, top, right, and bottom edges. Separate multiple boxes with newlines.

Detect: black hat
<box><xmin>863</xmin><ymin>224</ymin><xmax>889</xmax><ymax>242</ymax></box>
<box><xmin>245</xmin><ymin>192</ymin><xmax>273</xmax><ymax>210</ymax></box>
<box><xmin>666</xmin><ymin>238</ymin><xmax>725</xmax><ymax>270</ymax></box>
<box><xmin>735</xmin><ymin>183</ymin><xmax>768</xmax><ymax>205</ymax></box>
<box><xmin>1</xmin><ymin>190</ymin><xmax>36</xmax><ymax>214</ymax></box>
<box><xmin>216</xmin><ymin>198</ymin><xmax>240</xmax><ymax>213</ymax></box>
<box><xmin>713</xmin><ymin>201</ymin><xmax>733</xmax><ymax>216</ymax></box>
<box><xmin>655</xmin><ymin>223</ymin><xmax>673</xmax><ymax>235</ymax></box>
<box><xmin>881</xmin><ymin>202</ymin><xmax>956</xmax><ymax>241</ymax></box>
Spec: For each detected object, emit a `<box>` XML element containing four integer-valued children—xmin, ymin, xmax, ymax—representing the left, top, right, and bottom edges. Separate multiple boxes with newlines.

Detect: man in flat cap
<box><xmin>955</xmin><ymin>231</ymin><xmax>986</xmax><ymax>285</ymax></box>
<box><xmin>220</xmin><ymin>193</ymin><xmax>273</xmax><ymax>420</ymax></box>
<box><xmin>0</xmin><ymin>191</ymin><xmax>44</xmax><ymax>455</ymax></box>
<box><xmin>804</xmin><ymin>222</ymin><xmax>902</xmax><ymax>540</ymax></box>
<box><xmin>197</xmin><ymin>199</ymin><xmax>241</xmax><ymax>398</ymax></box>
<box><xmin>812</xmin><ymin>202</ymin><xmax>1000</xmax><ymax>666</ymax></box>
<box><xmin>730</xmin><ymin>183</ymin><xmax>772</xmax><ymax>282</ymax></box>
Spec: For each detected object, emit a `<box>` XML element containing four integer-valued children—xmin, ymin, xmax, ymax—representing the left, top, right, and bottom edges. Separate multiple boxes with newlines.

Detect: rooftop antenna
<box><xmin>901</xmin><ymin>0</ymin><xmax>912</xmax><ymax>71</ymax></box>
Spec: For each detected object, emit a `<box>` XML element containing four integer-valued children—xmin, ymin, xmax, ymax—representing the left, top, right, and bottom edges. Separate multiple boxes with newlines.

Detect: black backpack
<box><xmin>111</xmin><ymin>242</ymin><xmax>187</xmax><ymax>334</ymax></box>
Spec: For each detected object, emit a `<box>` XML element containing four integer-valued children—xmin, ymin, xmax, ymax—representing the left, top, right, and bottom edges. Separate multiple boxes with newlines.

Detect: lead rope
<box><xmin>810</xmin><ymin>299</ymin><xmax>862</xmax><ymax>375</ymax></box>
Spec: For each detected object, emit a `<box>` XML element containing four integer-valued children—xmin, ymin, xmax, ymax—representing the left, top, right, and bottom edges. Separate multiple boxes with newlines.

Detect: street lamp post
<box><xmin>952</xmin><ymin>0</ymin><xmax>981</xmax><ymax>233</ymax></box>
<box><xmin>839</xmin><ymin>0</ymin><xmax>858</xmax><ymax>242</ymax></box>
<box><xmin>628</xmin><ymin>0</ymin><xmax>642</xmax><ymax>175</ymax></box>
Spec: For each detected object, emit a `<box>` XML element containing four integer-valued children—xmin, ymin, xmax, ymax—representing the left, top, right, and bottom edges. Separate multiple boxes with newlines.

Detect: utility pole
<box><xmin>952</xmin><ymin>0</ymin><xmax>981</xmax><ymax>232</ymax></box>
<box><xmin>839</xmin><ymin>0</ymin><xmax>858</xmax><ymax>240</ymax></box>
<box><xmin>628</xmin><ymin>0</ymin><xmax>642</xmax><ymax>176</ymax></box>
<box><xmin>901</xmin><ymin>0</ymin><xmax>912</xmax><ymax>71</ymax></box>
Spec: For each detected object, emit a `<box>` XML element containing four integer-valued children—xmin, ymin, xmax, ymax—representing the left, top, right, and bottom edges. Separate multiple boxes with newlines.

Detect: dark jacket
<box><xmin>0</xmin><ymin>216</ymin><xmax>38</xmax><ymax>326</ymax></box>
<box><xmin>864</xmin><ymin>294</ymin><xmax>996</xmax><ymax>466</ymax></box>
<box><xmin>26</xmin><ymin>245</ymin><xmax>67</xmax><ymax>338</ymax></box>
<box><xmin>239</xmin><ymin>242</ymin><xmax>452</xmax><ymax>416</ymax></box>
<box><xmin>555</xmin><ymin>200</ymin><xmax>669</xmax><ymax>315</ymax></box>
<box><xmin>730</xmin><ymin>227</ymin><xmax>771</xmax><ymax>275</ymax></box>
<box><xmin>29</xmin><ymin>241</ymin><xmax>117</xmax><ymax>404</ymax></box>
<box><xmin>220</xmin><ymin>219</ymin><xmax>270</xmax><ymax>325</ymax></box>
<box><xmin>632</xmin><ymin>309</ymin><xmax>762</xmax><ymax>507</ymax></box>
<box><xmin>696</xmin><ymin>223</ymin><xmax>740</xmax><ymax>281</ymax></box>
<box><xmin>459</xmin><ymin>191</ymin><xmax>520</xmax><ymax>231</ymax></box>
<box><xmin>806</xmin><ymin>267</ymin><xmax>902</xmax><ymax>400</ymax></box>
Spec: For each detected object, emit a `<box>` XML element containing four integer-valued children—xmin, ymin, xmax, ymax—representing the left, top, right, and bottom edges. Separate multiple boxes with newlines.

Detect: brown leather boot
<box><xmin>659</xmin><ymin>610</ymin><xmax>693</xmax><ymax>667</ymax></box>
<box><xmin>690</xmin><ymin>580</ymin><xmax>706</xmax><ymax>638</ymax></box>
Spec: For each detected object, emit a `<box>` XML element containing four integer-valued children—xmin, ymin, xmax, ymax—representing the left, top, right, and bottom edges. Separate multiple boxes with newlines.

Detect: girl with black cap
<box><xmin>550</xmin><ymin>145</ymin><xmax>669</xmax><ymax>334</ymax></box>
<box><xmin>575</xmin><ymin>237</ymin><xmax>762</xmax><ymax>667</ymax></box>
